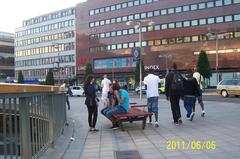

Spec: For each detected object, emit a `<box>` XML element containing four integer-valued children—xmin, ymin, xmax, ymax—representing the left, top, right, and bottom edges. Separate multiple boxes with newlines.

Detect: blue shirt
<box><xmin>119</xmin><ymin>89</ymin><xmax>129</xmax><ymax>112</ymax></box>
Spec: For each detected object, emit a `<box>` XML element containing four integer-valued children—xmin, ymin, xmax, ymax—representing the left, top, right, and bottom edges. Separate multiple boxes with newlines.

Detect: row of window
<box><xmin>94</xmin><ymin>57</ymin><xmax>136</xmax><ymax>69</ymax></box>
<box><xmin>16</xmin><ymin>19</ymin><xmax>75</xmax><ymax>38</ymax></box>
<box><xmin>89</xmin><ymin>31</ymin><xmax>240</xmax><ymax>53</ymax></box>
<box><xmin>15</xmin><ymin>55</ymin><xmax>75</xmax><ymax>67</ymax></box>
<box><xmin>89</xmin><ymin>0</ymin><xmax>159</xmax><ymax>16</ymax></box>
<box><xmin>23</xmin><ymin>8</ymin><xmax>75</xmax><ymax>27</ymax></box>
<box><xmin>15</xmin><ymin>31</ymin><xmax>75</xmax><ymax>47</ymax></box>
<box><xmin>15</xmin><ymin>66</ymin><xmax>75</xmax><ymax>79</ymax></box>
<box><xmin>15</xmin><ymin>42</ymin><xmax>75</xmax><ymax>57</ymax></box>
<box><xmin>90</xmin><ymin>13</ymin><xmax>240</xmax><ymax>40</ymax></box>
<box><xmin>89</xmin><ymin>0</ymin><xmax>240</xmax><ymax>28</ymax></box>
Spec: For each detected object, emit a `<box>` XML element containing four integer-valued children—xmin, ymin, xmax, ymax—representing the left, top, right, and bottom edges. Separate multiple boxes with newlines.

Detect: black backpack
<box><xmin>171</xmin><ymin>72</ymin><xmax>184</xmax><ymax>92</ymax></box>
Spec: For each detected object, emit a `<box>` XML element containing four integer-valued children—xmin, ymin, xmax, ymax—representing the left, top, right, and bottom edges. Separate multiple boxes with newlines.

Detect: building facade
<box><xmin>0</xmin><ymin>32</ymin><xmax>14</xmax><ymax>82</ymax></box>
<box><xmin>15</xmin><ymin>7</ymin><xmax>76</xmax><ymax>82</ymax></box>
<box><xmin>76</xmin><ymin>0</ymin><xmax>240</xmax><ymax>86</ymax></box>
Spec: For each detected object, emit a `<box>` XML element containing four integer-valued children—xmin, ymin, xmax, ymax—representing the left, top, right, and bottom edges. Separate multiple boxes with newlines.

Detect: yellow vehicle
<box><xmin>216</xmin><ymin>79</ymin><xmax>240</xmax><ymax>97</ymax></box>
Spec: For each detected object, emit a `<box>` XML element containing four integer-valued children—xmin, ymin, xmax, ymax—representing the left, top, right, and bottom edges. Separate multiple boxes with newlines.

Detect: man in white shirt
<box><xmin>143</xmin><ymin>69</ymin><xmax>160</xmax><ymax>127</ymax></box>
<box><xmin>193</xmin><ymin>67</ymin><xmax>205</xmax><ymax>117</ymax></box>
<box><xmin>101</xmin><ymin>74</ymin><xmax>111</xmax><ymax>105</ymax></box>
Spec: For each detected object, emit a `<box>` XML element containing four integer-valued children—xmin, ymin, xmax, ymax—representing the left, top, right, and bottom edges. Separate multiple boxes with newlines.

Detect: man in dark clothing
<box><xmin>165</xmin><ymin>63</ymin><xmax>183</xmax><ymax>125</ymax></box>
<box><xmin>183</xmin><ymin>69</ymin><xmax>200</xmax><ymax>121</ymax></box>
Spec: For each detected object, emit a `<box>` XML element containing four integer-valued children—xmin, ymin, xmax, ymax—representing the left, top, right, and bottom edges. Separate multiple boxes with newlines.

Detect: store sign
<box><xmin>144</xmin><ymin>65</ymin><xmax>160</xmax><ymax>70</ymax></box>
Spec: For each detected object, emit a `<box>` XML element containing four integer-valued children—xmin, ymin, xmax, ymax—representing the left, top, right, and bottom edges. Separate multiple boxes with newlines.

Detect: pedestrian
<box><xmin>101</xmin><ymin>74</ymin><xmax>111</xmax><ymax>106</ymax></box>
<box><xmin>84</xmin><ymin>75</ymin><xmax>99</xmax><ymax>132</ymax></box>
<box><xmin>143</xmin><ymin>68</ymin><xmax>160</xmax><ymax>127</ymax></box>
<box><xmin>60</xmin><ymin>81</ymin><xmax>72</xmax><ymax>110</ymax></box>
<box><xmin>106</xmin><ymin>81</ymin><xmax>130</xmax><ymax>129</ymax></box>
<box><xmin>193</xmin><ymin>66</ymin><xmax>205</xmax><ymax>117</ymax></box>
<box><xmin>183</xmin><ymin>69</ymin><xmax>200</xmax><ymax>121</ymax></box>
<box><xmin>165</xmin><ymin>63</ymin><xmax>184</xmax><ymax>125</ymax></box>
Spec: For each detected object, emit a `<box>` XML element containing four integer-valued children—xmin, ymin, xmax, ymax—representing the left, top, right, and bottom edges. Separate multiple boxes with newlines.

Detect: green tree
<box><xmin>135</xmin><ymin>60</ymin><xmax>145</xmax><ymax>83</ymax></box>
<box><xmin>197</xmin><ymin>50</ymin><xmax>212</xmax><ymax>79</ymax></box>
<box><xmin>85</xmin><ymin>62</ymin><xmax>93</xmax><ymax>77</ymax></box>
<box><xmin>45</xmin><ymin>69</ymin><xmax>54</xmax><ymax>85</ymax></box>
<box><xmin>17</xmin><ymin>71</ymin><xmax>24</xmax><ymax>83</ymax></box>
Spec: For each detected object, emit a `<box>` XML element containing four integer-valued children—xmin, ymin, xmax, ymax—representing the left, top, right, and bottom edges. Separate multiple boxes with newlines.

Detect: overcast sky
<box><xmin>0</xmin><ymin>0</ymin><xmax>86</xmax><ymax>33</ymax></box>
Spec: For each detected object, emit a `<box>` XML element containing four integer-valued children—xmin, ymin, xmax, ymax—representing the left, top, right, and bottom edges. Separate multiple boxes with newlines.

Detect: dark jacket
<box><xmin>183</xmin><ymin>77</ymin><xmax>200</xmax><ymax>97</ymax></box>
<box><xmin>165</xmin><ymin>71</ymin><xmax>184</xmax><ymax>97</ymax></box>
<box><xmin>84</xmin><ymin>84</ymin><xmax>97</xmax><ymax>107</ymax></box>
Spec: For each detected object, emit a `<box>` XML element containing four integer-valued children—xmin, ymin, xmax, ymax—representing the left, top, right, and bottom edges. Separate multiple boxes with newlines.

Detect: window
<box><xmin>224</xmin><ymin>0</ymin><xmax>232</xmax><ymax>5</ymax></box>
<box><xmin>100</xmin><ymin>8</ymin><xmax>104</xmax><ymax>13</ymax></box>
<box><xmin>123</xmin><ymin>43</ymin><xmax>128</xmax><ymax>48</ymax></box>
<box><xmin>147</xmin><ymin>12</ymin><xmax>153</xmax><ymax>17</ymax></box>
<box><xmin>199</xmin><ymin>19</ymin><xmax>206</xmax><ymax>25</ymax></box>
<box><xmin>122</xmin><ymin>2</ymin><xmax>127</xmax><ymax>8</ymax></box>
<box><xmin>161</xmin><ymin>24</ymin><xmax>167</xmax><ymax>29</ymax></box>
<box><xmin>117</xmin><ymin>44</ymin><xmax>122</xmax><ymax>49</ymax></box>
<box><xmin>154</xmin><ymin>25</ymin><xmax>161</xmax><ymax>30</ymax></box>
<box><xmin>183</xmin><ymin>5</ymin><xmax>190</xmax><ymax>11</ymax></box>
<box><xmin>207</xmin><ymin>2</ymin><xmax>214</xmax><ymax>8</ymax></box>
<box><xmin>111</xmin><ymin>44</ymin><xmax>116</xmax><ymax>50</ymax></box>
<box><xmin>154</xmin><ymin>10</ymin><xmax>160</xmax><ymax>16</ymax></box>
<box><xmin>192</xmin><ymin>36</ymin><xmax>199</xmax><ymax>42</ymax></box>
<box><xmin>141</xmin><ymin>26</ymin><xmax>147</xmax><ymax>32</ymax></box>
<box><xmin>129</xmin><ymin>28</ymin><xmax>134</xmax><ymax>34</ymax></box>
<box><xmin>168</xmin><ymin>23</ymin><xmax>175</xmax><ymax>28</ymax></box>
<box><xmin>123</xmin><ymin>29</ymin><xmax>128</xmax><ymax>35</ymax></box>
<box><xmin>176</xmin><ymin>37</ymin><xmax>183</xmax><ymax>43</ymax></box>
<box><xmin>140</xmin><ymin>0</ymin><xmax>146</xmax><ymax>5</ymax></box>
<box><xmin>116</xmin><ymin>4</ymin><xmax>121</xmax><ymax>10</ymax></box>
<box><xmin>134</xmin><ymin>0</ymin><xmax>140</xmax><ymax>6</ymax></box>
<box><xmin>216</xmin><ymin>16</ymin><xmax>224</xmax><ymax>23</ymax></box>
<box><xmin>142</xmin><ymin>41</ymin><xmax>147</xmax><ymax>47</ymax></box>
<box><xmin>200</xmin><ymin>35</ymin><xmax>207</xmax><ymax>41</ymax></box>
<box><xmin>129</xmin><ymin>42</ymin><xmax>134</xmax><ymax>48</ymax></box>
<box><xmin>161</xmin><ymin>39</ymin><xmax>168</xmax><ymax>45</ymax></box>
<box><xmin>155</xmin><ymin>40</ymin><xmax>161</xmax><ymax>45</ymax></box>
<box><xmin>190</xmin><ymin>4</ymin><xmax>197</xmax><ymax>10</ymax></box>
<box><xmin>105</xmin><ymin>6</ymin><xmax>110</xmax><ymax>12</ymax></box>
<box><xmin>95</xmin><ymin>9</ymin><xmax>99</xmax><ymax>14</ymax></box>
<box><xmin>147</xmin><ymin>0</ymin><xmax>153</xmax><ymax>3</ymax></box>
<box><xmin>100</xmin><ymin>33</ymin><xmax>105</xmax><ymax>38</ymax></box>
<box><xmin>183</xmin><ymin>21</ymin><xmax>190</xmax><ymax>27</ymax></box>
<box><xmin>122</xmin><ymin>16</ymin><xmax>128</xmax><ymax>22</ymax></box>
<box><xmin>106</xmin><ymin>32</ymin><xmax>110</xmax><ymax>38</ymax></box>
<box><xmin>111</xmin><ymin>31</ymin><xmax>116</xmax><ymax>37</ymax></box>
<box><xmin>135</xmin><ymin>41</ymin><xmax>140</xmax><ymax>47</ymax></box>
<box><xmin>100</xmin><ymin>20</ymin><xmax>105</xmax><ymax>25</ymax></box>
<box><xmin>111</xmin><ymin>5</ymin><xmax>116</xmax><ymax>11</ymax></box>
<box><xmin>90</xmin><ymin>10</ymin><xmax>94</xmax><ymax>15</ymax></box>
<box><xmin>234</xmin><ymin>31</ymin><xmax>240</xmax><ymax>37</ymax></box>
<box><xmin>90</xmin><ymin>48</ymin><xmax>95</xmax><ymax>53</ymax></box>
<box><xmin>225</xmin><ymin>15</ymin><xmax>233</xmax><ymax>22</ymax></box>
<box><xmin>134</xmin><ymin>14</ymin><xmax>140</xmax><ymax>19</ymax></box>
<box><xmin>141</xmin><ymin>13</ymin><xmax>146</xmax><ymax>19</ymax></box>
<box><xmin>128</xmin><ymin>15</ymin><xmax>134</xmax><ymax>20</ymax></box>
<box><xmin>198</xmin><ymin>3</ymin><xmax>206</xmax><ymax>9</ymax></box>
<box><xmin>116</xmin><ymin>17</ymin><xmax>122</xmax><ymax>23</ymax></box>
<box><xmin>128</xmin><ymin>1</ymin><xmax>134</xmax><ymax>7</ymax></box>
<box><xmin>207</xmin><ymin>17</ymin><xmax>215</xmax><ymax>24</ymax></box>
<box><xmin>184</xmin><ymin>37</ymin><xmax>191</xmax><ymax>42</ymax></box>
<box><xmin>234</xmin><ymin>14</ymin><xmax>240</xmax><ymax>21</ymax></box>
<box><xmin>216</xmin><ymin>0</ymin><xmax>223</xmax><ymax>6</ymax></box>
<box><xmin>175</xmin><ymin>7</ymin><xmax>182</xmax><ymax>13</ymax></box>
<box><xmin>234</xmin><ymin>0</ymin><xmax>240</xmax><ymax>3</ymax></box>
<box><xmin>90</xmin><ymin>22</ymin><xmax>94</xmax><ymax>27</ymax></box>
<box><xmin>161</xmin><ymin>9</ymin><xmax>167</xmax><ymax>15</ymax></box>
<box><xmin>169</xmin><ymin>38</ymin><xmax>175</xmax><ymax>44</ymax></box>
<box><xmin>191</xmin><ymin>20</ymin><xmax>198</xmax><ymax>26</ymax></box>
<box><xmin>148</xmin><ymin>40</ymin><xmax>154</xmax><ymax>46</ymax></box>
<box><xmin>168</xmin><ymin>8</ymin><xmax>174</xmax><ymax>14</ymax></box>
<box><xmin>117</xmin><ymin>30</ymin><xmax>122</xmax><ymax>36</ymax></box>
<box><xmin>176</xmin><ymin>22</ymin><xmax>182</xmax><ymax>28</ymax></box>
<box><xmin>111</xmin><ymin>18</ymin><xmax>116</xmax><ymax>24</ymax></box>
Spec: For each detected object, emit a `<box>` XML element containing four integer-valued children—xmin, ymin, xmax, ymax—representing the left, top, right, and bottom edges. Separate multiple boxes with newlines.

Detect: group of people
<box><xmin>82</xmin><ymin>63</ymin><xmax>205</xmax><ymax>131</ymax></box>
<box><xmin>165</xmin><ymin>63</ymin><xmax>205</xmax><ymax>125</ymax></box>
<box><xmin>83</xmin><ymin>74</ymin><xmax>130</xmax><ymax>131</ymax></box>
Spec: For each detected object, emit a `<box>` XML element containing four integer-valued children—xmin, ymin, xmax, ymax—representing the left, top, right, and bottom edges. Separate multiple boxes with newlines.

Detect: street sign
<box><xmin>132</xmin><ymin>47</ymin><xmax>141</xmax><ymax>61</ymax></box>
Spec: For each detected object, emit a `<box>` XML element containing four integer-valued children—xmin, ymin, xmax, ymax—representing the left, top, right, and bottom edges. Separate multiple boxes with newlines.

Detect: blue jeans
<box><xmin>147</xmin><ymin>97</ymin><xmax>159</xmax><ymax>113</ymax></box>
<box><xmin>106</xmin><ymin>105</ymin><xmax>127</xmax><ymax>119</ymax></box>
<box><xmin>184</xmin><ymin>96</ymin><xmax>196</xmax><ymax>117</ymax></box>
<box><xmin>101</xmin><ymin>106</ymin><xmax>112</xmax><ymax>116</ymax></box>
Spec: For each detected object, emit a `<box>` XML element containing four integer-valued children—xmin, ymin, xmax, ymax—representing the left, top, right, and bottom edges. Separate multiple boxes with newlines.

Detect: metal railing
<box><xmin>0</xmin><ymin>84</ymin><xmax>66</xmax><ymax>159</ymax></box>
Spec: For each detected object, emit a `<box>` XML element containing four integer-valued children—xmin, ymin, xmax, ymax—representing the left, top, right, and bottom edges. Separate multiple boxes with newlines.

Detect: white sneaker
<box><xmin>190</xmin><ymin>112</ymin><xmax>195</xmax><ymax>121</ymax></box>
<box><xmin>201</xmin><ymin>111</ymin><xmax>205</xmax><ymax>117</ymax></box>
<box><xmin>155</xmin><ymin>122</ymin><xmax>159</xmax><ymax>127</ymax></box>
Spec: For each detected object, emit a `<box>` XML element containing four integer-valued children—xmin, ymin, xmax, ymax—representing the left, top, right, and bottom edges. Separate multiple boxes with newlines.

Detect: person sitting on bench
<box><xmin>106</xmin><ymin>81</ymin><xmax>130</xmax><ymax>129</ymax></box>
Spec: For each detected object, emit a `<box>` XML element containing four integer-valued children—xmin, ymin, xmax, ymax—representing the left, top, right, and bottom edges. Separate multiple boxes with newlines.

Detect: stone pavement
<box><xmin>40</xmin><ymin>96</ymin><xmax>240</xmax><ymax>159</ymax></box>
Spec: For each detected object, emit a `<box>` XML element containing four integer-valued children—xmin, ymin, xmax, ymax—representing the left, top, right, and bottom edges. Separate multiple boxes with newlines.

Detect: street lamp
<box><xmin>52</xmin><ymin>42</ymin><xmax>61</xmax><ymax>83</ymax></box>
<box><xmin>126</xmin><ymin>19</ymin><xmax>154</xmax><ymax>100</ymax></box>
<box><xmin>158</xmin><ymin>54</ymin><xmax>172</xmax><ymax>75</ymax></box>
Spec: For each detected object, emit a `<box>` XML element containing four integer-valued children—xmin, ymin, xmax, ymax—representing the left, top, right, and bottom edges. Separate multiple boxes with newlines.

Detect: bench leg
<box><xmin>142</xmin><ymin>117</ymin><xmax>147</xmax><ymax>129</ymax></box>
<box><xmin>117</xmin><ymin>120</ymin><xmax>124</xmax><ymax>131</ymax></box>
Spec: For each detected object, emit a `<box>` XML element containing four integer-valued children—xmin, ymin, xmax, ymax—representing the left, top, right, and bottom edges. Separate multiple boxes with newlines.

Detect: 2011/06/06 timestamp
<box><xmin>166</xmin><ymin>140</ymin><xmax>216</xmax><ymax>150</ymax></box>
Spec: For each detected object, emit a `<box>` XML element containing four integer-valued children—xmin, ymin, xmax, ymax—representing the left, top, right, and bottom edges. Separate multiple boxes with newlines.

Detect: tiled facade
<box><xmin>76</xmin><ymin>0</ymin><xmax>240</xmax><ymax>86</ymax></box>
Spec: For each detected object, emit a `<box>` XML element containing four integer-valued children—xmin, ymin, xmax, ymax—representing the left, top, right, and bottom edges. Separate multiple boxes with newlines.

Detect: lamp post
<box><xmin>52</xmin><ymin>42</ymin><xmax>60</xmax><ymax>83</ymax></box>
<box><xmin>126</xmin><ymin>19</ymin><xmax>154</xmax><ymax>100</ymax></box>
<box><xmin>158</xmin><ymin>54</ymin><xmax>172</xmax><ymax>75</ymax></box>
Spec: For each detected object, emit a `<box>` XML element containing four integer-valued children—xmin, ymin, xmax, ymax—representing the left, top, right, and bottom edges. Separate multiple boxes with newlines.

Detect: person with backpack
<box><xmin>193</xmin><ymin>66</ymin><xmax>205</xmax><ymax>117</ymax></box>
<box><xmin>183</xmin><ymin>69</ymin><xmax>201</xmax><ymax>121</ymax></box>
<box><xmin>165</xmin><ymin>63</ymin><xmax>184</xmax><ymax>125</ymax></box>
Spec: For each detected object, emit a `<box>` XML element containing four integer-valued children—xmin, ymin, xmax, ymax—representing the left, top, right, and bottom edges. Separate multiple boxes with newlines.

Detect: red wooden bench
<box><xmin>113</xmin><ymin>104</ymin><xmax>152</xmax><ymax>131</ymax></box>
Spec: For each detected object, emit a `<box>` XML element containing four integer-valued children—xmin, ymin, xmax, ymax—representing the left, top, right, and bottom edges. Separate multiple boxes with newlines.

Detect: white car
<box><xmin>70</xmin><ymin>86</ymin><xmax>85</xmax><ymax>96</ymax></box>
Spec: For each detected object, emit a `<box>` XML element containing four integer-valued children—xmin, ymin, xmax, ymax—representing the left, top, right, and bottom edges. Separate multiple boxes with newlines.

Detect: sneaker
<box><xmin>155</xmin><ymin>122</ymin><xmax>159</xmax><ymax>127</ymax></box>
<box><xmin>92</xmin><ymin>128</ymin><xmax>99</xmax><ymax>132</ymax></box>
<box><xmin>186</xmin><ymin>117</ymin><xmax>190</xmax><ymax>120</ymax></box>
<box><xmin>147</xmin><ymin>120</ymin><xmax>152</xmax><ymax>124</ymax></box>
<box><xmin>173</xmin><ymin>121</ymin><xmax>179</xmax><ymax>125</ymax></box>
<box><xmin>178</xmin><ymin>118</ymin><xmax>183</xmax><ymax>124</ymax></box>
<box><xmin>201</xmin><ymin>111</ymin><xmax>205</xmax><ymax>117</ymax></box>
<box><xmin>111</xmin><ymin>126</ymin><xmax>119</xmax><ymax>130</ymax></box>
<box><xmin>190</xmin><ymin>112</ymin><xmax>195</xmax><ymax>121</ymax></box>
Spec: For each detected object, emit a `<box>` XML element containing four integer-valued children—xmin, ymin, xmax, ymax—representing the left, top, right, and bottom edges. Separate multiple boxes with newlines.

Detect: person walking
<box><xmin>183</xmin><ymin>69</ymin><xmax>200</xmax><ymax>121</ymax></box>
<box><xmin>84</xmin><ymin>75</ymin><xmax>99</xmax><ymax>132</ymax></box>
<box><xmin>143</xmin><ymin>69</ymin><xmax>161</xmax><ymax>127</ymax></box>
<box><xmin>193</xmin><ymin>67</ymin><xmax>205</xmax><ymax>117</ymax></box>
<box><xmin>60</xmin><ymin>81</ymin><xmax>72</xmax><ymax>110</ymax></box>
<box><xmin>165</xmin><ymin>63</ymin><xmax>184</xmax><ymax>125</ymax></box>
<box><xmin>101</xmin><ymin>74</ymin><xmax>111</xmax><ymax>105</ymax></box>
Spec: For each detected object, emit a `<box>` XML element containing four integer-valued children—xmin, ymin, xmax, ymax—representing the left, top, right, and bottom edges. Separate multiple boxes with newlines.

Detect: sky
<box><xmin>0</xmin><ymin>0</ymin><xmax>86</xmax><ymax>33</ymax></box>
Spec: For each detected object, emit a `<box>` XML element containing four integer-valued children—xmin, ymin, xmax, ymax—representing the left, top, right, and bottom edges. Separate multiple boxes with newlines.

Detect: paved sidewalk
<box><xmin>40</xmin><ymin>97</ymin><xmax>240</xmax><ymax>159</ymax></box>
